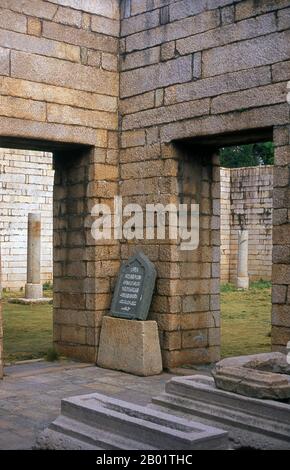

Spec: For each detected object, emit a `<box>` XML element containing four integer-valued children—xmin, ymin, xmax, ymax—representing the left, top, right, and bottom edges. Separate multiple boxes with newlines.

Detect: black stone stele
<box><xmin>110</xmin><ymin>251</ymin><xmax>157</xmax><ymax>321</ymax></box>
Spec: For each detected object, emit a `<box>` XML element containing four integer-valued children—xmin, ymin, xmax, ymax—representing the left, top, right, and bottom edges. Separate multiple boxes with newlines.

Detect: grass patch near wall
<box><xmin>2</xmin><ymin>290</ymin><xmax>53</xmax><ymax>363</ymax></box>
<box><xmin>221</xmin><ymin>281</ymin><xmax>271</xmax><ymax>358</ymax></box>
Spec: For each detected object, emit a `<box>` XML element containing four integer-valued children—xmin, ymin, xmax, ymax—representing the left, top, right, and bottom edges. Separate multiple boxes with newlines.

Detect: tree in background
<box><xmin>220</xmin><ymin>142</ymin><xmax>274</xmax><ymax>168</ymax></box>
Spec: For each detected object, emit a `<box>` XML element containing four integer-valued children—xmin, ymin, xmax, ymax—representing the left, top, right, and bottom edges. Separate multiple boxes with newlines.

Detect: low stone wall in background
<box><xmin>221</xmin><ymin>165</ymin><xmax>273</xmax><ymax>284</ymax></box>
<box><xmin>0</xmin><ymin>148</ymin><xmax>54</xmax><ymax>290</ymax></box>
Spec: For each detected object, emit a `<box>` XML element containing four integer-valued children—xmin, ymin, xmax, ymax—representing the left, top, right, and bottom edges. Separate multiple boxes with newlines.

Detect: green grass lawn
<box><xmin>2</xmin><ymin>290</ymin><xmax>53</xmax><ymax>363</ymax></box>
<box><xmin>2</xmin><ymin>283</ymin><xmax>271</xmax><ymax>363</ymax></box>
<box><xmin>221</xmin><ymin>281</ymin><xmax>271</xmax><ymax>358</ymax></box>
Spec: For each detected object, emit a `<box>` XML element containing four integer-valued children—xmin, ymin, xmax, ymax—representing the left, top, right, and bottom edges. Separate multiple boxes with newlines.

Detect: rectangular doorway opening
<box><xmin>173</xmin><ymin>127</ymin><xmax>274</xmax><ymax>364</ymax></box>
<box><xmin>0</xmin><ymin>146</ymin><xmax>54</xmax><ymax>363</ymax></box>
<box><xmin>0</xmin><ymin>137</ymin><xmax>92</xmax><ymax>369</ymax></box>
<box><xmin>219</xmin><ymin>142</ymin><xmax>273</xmax><ymax>358</ymax></box>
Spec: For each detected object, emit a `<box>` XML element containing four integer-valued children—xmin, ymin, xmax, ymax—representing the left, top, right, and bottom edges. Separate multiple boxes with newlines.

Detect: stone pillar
<box><xmin>237</xmin><ymin>230</ymin><xmax>249</xmax><ymax>289</ymax></box>
<box><xmin>25</xmin><ymin>213</ymin><xmax>43</xmax><ymax>299</ymax></box>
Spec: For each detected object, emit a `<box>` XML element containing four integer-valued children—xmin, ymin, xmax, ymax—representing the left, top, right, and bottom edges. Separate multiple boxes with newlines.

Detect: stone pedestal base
<box><xmin>237</xmin><ymin>276</ymin><xmax>249</xmax><ymax>289</ymax></box>
<box><xmin>97</xmin><ymin>316</ymin><xmax>163</xmax><ymax>376</ymax></box>
<box><xmin>25</xmin><ymin>283</ymin><xmax>43</xmax><ymax>299</ymax></box>
<box><xmin>8</xmin><ymin>297</ymin><xmax>52</xmax><ymax>305</ymax></box>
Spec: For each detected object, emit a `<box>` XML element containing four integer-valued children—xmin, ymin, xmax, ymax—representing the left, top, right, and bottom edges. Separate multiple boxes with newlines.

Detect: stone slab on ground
<box><xmin>212</xmin><ymin>352</ymin><xmax>290</xmax><ymax>399</ymax></box>
<box><xmin>152</xmin><ymin>374</ymin><xmax>290</xmax><ymax>450</ymax></box>
<box><xmin>36</xmin><ymin>392</ymin><xmax>229</xmax><ymax>450</ymax></box>
<box><xmin>8</xmin><ymin>297</ymin><xmax>52</xmax><ymax>305</ymax></box>
<box><xmin>97</xmin><ymin>316</ymin><xmax>162</xmax><ymax>376</ymax></box>
<box><xmin>212</xmin><ymin>365</ymin><xmax>290</xmax><ymax>400</ymax></box>
<box><xmin>215</xmin><ymin>352</ymin><xmax>290</xmax><ymax>374</ymax></box>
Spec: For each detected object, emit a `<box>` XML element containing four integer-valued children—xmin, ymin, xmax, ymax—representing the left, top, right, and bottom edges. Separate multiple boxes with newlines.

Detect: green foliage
<box><xmin>220</xmin><ymin>142</ymin><xmax>274</xmax><ymax>168</ymax></box>
<box><xmin>46</xmin><ymin>347</ymin><xmax>59</xmax><ymax>362</ymax></box>
<box><xmin>221</xmin><ymin>280</ymin><xmax>272</xmax><ymax>293</ymax></box>
<box><xmin>220</xmin><ymin>283</ymin><xmax>236</xmax><ymax>292</ymax></box>
<box><xmin>250</xmin><ymin>279</ymin><xmax>272</xmax><ymax>290</ymax></box>
<box><xmin>43</xmin><ymin>281</ymin><xmax>53</xmax><ymax>291</ymax></box>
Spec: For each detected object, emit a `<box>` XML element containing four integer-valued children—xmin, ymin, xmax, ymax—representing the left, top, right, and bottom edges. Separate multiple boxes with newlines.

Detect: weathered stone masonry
<box><xmin>0</xmin><ymin>160</ymin><xmax>273</xmax><ymax>290</ymax></box>
<box><xmin>0</xmin><ymin>0</ymin><xmax>289</xmax><ymax>373</ymax></box>
<box><xmin>0</xmin><ymin>0</ymin><xmax>120</xmax><ymax>366</ymax></box>
<box><xmin>119</xmin><ymin>0</ymin><xmax>290</xmax><ymax>367</ymax></box>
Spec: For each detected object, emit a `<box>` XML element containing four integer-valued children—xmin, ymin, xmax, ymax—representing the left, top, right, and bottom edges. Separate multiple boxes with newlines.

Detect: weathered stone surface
<box><xmin>48</xmin><ymin>0</ymin><xmax>119</xmax><ymax>18</ymax></box>
<box><xmin>169</xmin><ymin>0</ymin><xmax>234</xmax><ymax>22</ymax></box>
<box><xmin>0</xmin><ymin>95</ymin><xmax>46</xmax><ymax>121</ymax></box>
<box><xmin>160</xmin><ymin>104</ymin><xmax>289</xmax><ymax>142</ymax></box>
<box><xmin>212</xmin><ymin>366</ymin><xmax>290</xmax><ymax>400</ymax></box>
<box><xmin>211</xmin><ymin>83</ymin><xmax>286</xmax><ymax>115</ymax></box>
<box><xmin>36</xmin><ymin>392</ymin><xmax>229</xmax><ymax>450</ymax></box>
<box><xmin>272</xmin><ymin>304</ymin><xmax>290</xmax><ymax>327</ymax></box>
<box><xmin>97</xmin><ymin>316</ymin><xmax>162</xmax><ymax>376</ymax></box>
<box><xmin>121</xmin><ymin>56</ymin><xmax>192</xmax><ymax>98</ymax></box>
<box><xmin>273</xmin><ymin>60</ymin><xmax>290</xmax><ymax>83</ymax></box>
<box><xmin>53</xmin><ymin>6</ymin><xmax>82</xmax><ymax>28</ymax></box>
<box><xmin>120</xmin><ymin>46</ymin><xmax>160</xmax><ymax>71</ymax></box>
<box><xmin>27</xmin><ymin>17</ymin><xmax>42</xmax><ymax>37</ymax></box>
<box><xmin>122</xmin><ymin>98</ymin><xmax>210</xmax><ymax>130</ymax></box>
<box><xmin>47</xmin><ymin>104</ymin><xmax>118</xmax><ymax>130</ymax></box>
<box><xmin>91</xmin><ymin>15</ymin><xmax>120</xmax><ymax>37</ymax></box>
<box><xmin>0</xmin><ymin>0</ymin><xmax>58</xmax><ymax>20</ymax></box>
<box><xmin>121</xmin><ymin>9</ymin><xmax>159</xmax><ymax>36</ymax></box>
<box><xmin>215</xmin><ymin>352</ymin><xmax>290</xmax><ymax>375</ymax></box>
<box><xmin>0</xmin><ymin>29</ymin><xmax>81</xmax><ymax>62</ymax></box>
<box><xmin>176</xmin><ymin>13</ymin><xmax>277</xmax><ymax>55</ymax></box>
<box><xmin>165</xmin><ymin>66</ymin><xmax>271</xmax><ymax>104</ymax></box>
<box><xmin>42</xmin><ymin>21</ymin><xmax>118</xmax><ymax>54</ymax></box>
<box><xmin>126</xmin><ymin>10</ymin><xmax>220</xmax><ymax>52</ymax></box>
<box><xmin>235</xmin><ymin>0</ymin><xmax>290</xmax><ymax>21</ymax></box>
<box><xmin>203</xmin><ymin>32</ymin><xmax>290</xmax><ymax>77</ymax></box>
<box><xmin>11</xmin><ymin>51</ymin><xmax>118</xmax><ymax>96</ymax></box>
<box><xmin>0</xmin><ymin>77</ymin><xmax>117</xmax><ymax>113</ymax></box>
<box><xmin>152</xmin><ymin>374</ymin><xmax>290</xmax><ymax>449</ymax></box>
<box><xmin>0</xmin><ymin>116</ymin><xmax>106</xmax><ymax>147</ymax></box>
<box><xmin>0</xmin><ymin>47</ymin><xmax>11</xmax><ymax>76</ymax></box>
<box><xmin>120</xmin><ymin>91</ymin><xmax>155</xmax><ymax>114</ymax></box>
<box><xmin>0</xmin><ymin>8</ymin><xmax>27</xmax><ymax>33</ymax></box>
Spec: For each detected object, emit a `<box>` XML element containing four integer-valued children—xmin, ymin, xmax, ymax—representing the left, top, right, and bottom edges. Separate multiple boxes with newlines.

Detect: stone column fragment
<box><xmin>237</xmin><ymin>229</ymin><xmax>249</xmax><ymax>289</ymax></box>
<box><xmin>25</xmin><ymin>213</ymin><xmax>43</xmax><ymax>299</ymax></box>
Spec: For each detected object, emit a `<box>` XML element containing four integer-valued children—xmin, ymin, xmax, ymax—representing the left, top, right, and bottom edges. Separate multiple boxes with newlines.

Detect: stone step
<box><xmin>152</xmin><ymin>375</ymin><xmax>290</xmax><ymax>450</ymax></box>
<box><xmin>36</xmin><ymin>392</ymin><xmax>229</xmax><ymax>450</ymax></box>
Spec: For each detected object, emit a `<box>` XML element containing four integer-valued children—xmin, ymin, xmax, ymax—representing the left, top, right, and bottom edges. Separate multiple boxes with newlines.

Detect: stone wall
<box><xmin>0</xmin><ymin>0</ymin><xmax>120</xmax><ymax>365</ymax></box>
<box><xmin>221</xmin><ymin>165</ymin><xmax>273</xmax><ymax>284</ymax></box>
<box><xmin>119</xmin><ymin>0</ymin><xmax>290</xmax><ymax>367</ymax></box>
<box><xmin>0</xmin><ymin>148</ymin><xmax>53</xmax><ymax>290</ymax></box>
